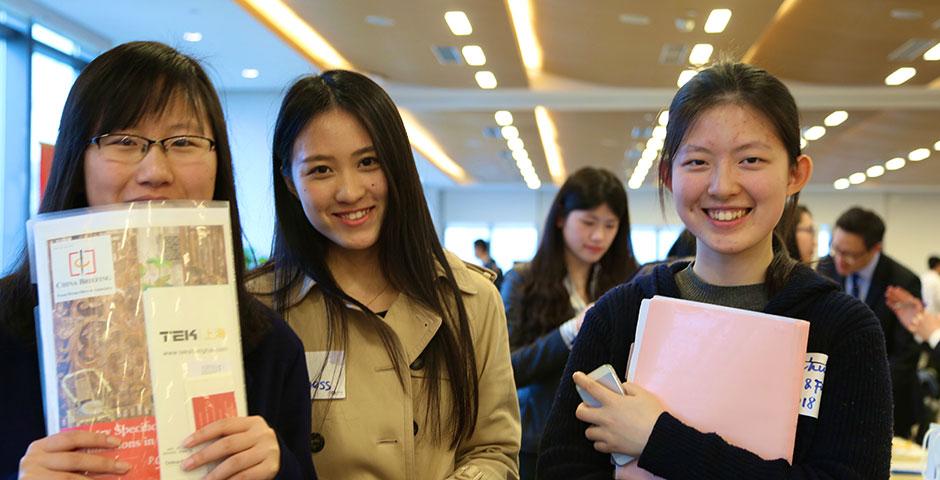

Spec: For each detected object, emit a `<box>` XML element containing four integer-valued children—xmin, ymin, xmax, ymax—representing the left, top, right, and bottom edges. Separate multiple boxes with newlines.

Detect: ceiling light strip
<box><xmin>399</xmin><ymin>108</ymin><xmax>469</xmax><ymax>183</ymax></box>
<box><xmin>506</xmin><ymin>0</ymin><xmax>542</xmax><ymax>72</ymax></box>
<box><xmin>534</xmin><ymin>106</ymin><xmax>566</xmax><ymax>185</ymax></box>
<box><xmin>235</xmin><ymin>0</ymin><xmax>352</xmax><ymax>70</ymax></box>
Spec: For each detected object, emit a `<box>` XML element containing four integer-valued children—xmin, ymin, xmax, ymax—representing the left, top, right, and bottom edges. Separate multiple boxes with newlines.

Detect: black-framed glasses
<box><xmin>89</xmin><ymin>133</ymin><xmax>215</xmax><ymax>164</ymax></box>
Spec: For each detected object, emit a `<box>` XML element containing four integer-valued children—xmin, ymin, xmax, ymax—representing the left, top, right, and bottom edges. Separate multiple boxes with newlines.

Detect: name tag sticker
<box><xmin>800</xmin><ymin>352</ymin><xmax>827</xmax><ymax>418</ymax></box>
<box><xmin>306</xmin><ymin>351</ymin><xmax>346</xmax><ymax>400</ymax></box>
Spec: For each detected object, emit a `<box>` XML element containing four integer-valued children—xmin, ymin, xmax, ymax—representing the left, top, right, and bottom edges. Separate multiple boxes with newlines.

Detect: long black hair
<box><xmin>657</xmin><ymin>62</ymin><xmax>804</xmax><ymax>293</ymax></box>
<box><xmin>0</xmin><ymin>41</ymin><xmax>268</xmax><ymax>347</ymax></box>
<box><xmin>253</xmin><ymin>70</ymin><xmax>479</xmax><ymax>447</ymax></box>
<box><xmin>510</xmin><ymin>167</ymin><xmax>638</xmax><ymax>348</ymax></box>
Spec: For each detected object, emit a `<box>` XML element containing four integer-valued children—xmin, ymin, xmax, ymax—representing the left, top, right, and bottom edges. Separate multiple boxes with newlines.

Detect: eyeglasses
<box><xmin>89</xmin><ymin>133</ymin><xmax>215</xmax><ymax>164</ymax></box>
<box><xmin>830</xmin><ymin>245</ymin><xmax>869</xmax><ymax>264</ymax></box>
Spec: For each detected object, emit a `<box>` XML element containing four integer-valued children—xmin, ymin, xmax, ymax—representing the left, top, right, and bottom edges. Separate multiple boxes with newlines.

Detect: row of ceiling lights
<box><xmin>833</xmin><ymin>142</ymin><xmax>937</xmax><ymax>190</ymax></box>
<box><xmin>628</xmin><ymin>9</ymin><xmax>733</xmax><ymax>189</ymax></box>
<box><xmin>884</xmin><ymin>42</ymin><xmax>940</xmax><ymax>85</ymax></box>
<box><xmin>444</xmin><ymin>11</ymin><xmax>498</xmax><ymax>89</ymax></box>
<box><xmin>495</xmin><ymin>110</ymin><xmax>541</xmax><ymax>189</ymax></box>
<box><xmin>446</xmin><ymin>5</ymin><xmax>566</xmax><ymax>188</ymax></box>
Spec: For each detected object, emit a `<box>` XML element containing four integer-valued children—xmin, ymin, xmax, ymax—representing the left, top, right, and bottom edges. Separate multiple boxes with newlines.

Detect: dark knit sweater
<box><xmin>537</xmin><ymin>261</ymin><xmax>892</xmax><ymax>479</ymax></box>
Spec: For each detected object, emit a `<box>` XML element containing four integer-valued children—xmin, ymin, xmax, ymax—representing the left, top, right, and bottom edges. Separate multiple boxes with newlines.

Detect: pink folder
<box><xmin>615</xmin><ymin>296</ymin><xmax>809</xmax><ymax>479</ymax></box>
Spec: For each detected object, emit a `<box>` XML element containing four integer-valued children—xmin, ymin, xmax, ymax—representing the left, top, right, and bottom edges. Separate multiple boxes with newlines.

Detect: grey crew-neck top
<box><xmin>674</xmin><ymin>263</ymin><xmax>770</xmax><ymax>312</ymax></box>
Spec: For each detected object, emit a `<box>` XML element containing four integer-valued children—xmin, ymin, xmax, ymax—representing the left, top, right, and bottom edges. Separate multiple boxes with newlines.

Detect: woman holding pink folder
<box><xmin>539</xmin><ymin>62</ymin><xmax>893</xmax><ymax>478</ymax></box>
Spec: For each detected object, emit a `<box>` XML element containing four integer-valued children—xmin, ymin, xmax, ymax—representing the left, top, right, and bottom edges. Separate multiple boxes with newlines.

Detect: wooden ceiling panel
<box><xmin>410</xmin><ymin>111</ymin><xmax>548</xmax><ymax>184</ymax></box>
<box><xmin>749</xmin><ymin>0</ymin><xmax>940</xmax><ymax>85</ymax></box>
<box><xmin>285</xmin><ymin>0</ymin><xmax>528</xmax><ymax>88</ymax></box>
<box><xmin>535</xmin><ymin>0</ymin><xmax>782</xmax><ymax>86</ymax></box>
<box><xmin>551</xmin><ymin>111</ymin><xmax>660</xmax><ymax>182</ymax></box>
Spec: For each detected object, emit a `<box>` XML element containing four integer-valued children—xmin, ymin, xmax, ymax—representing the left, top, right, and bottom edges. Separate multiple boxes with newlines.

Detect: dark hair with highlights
<box><xmin>253</xmin><ymin>70</ymin><xmax>480</xmax><ymax>447</ymax></box>
<box><xmin>657</xmin><ymin>62</ymin><xmax>804</xmax><ymax>293</ymax></box>
<box><xmin>1</xmin><ymin>41</ymin><xmax>269</xmax><ymax>348</ymax></box>
<box><xmin>509</xmin><ymin>167</ymin><xmax>638</xmax><ymax>348</ymax></box>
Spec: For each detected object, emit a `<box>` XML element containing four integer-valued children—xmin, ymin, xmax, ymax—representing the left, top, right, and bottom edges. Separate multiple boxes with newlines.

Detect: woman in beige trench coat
<box><xmin>249</xmin><ymin>70</ymin><xmax>521</xmax><ymax>479</ymax></box>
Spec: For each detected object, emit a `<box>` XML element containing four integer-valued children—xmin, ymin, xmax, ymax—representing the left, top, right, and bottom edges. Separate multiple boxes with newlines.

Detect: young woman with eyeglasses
<box><xmin>1</xmin><ymin>41</ymin><xmax>314</xmax><ymax>479</ymax></box>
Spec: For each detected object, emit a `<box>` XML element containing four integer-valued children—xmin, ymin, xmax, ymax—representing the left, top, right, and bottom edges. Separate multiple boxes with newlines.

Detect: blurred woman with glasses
<box><xmin>1</xmin><ymin>41</ymin><xmax>314</xmax><ymax>479</ymax></box>
<box><xmin>785</xmin><ymin>204</ymin><xmax>817</xmax><ymax>264</ymax></box>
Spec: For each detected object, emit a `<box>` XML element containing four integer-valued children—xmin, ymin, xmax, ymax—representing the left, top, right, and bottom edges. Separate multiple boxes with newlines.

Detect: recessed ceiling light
<box><xmin>641</xmin><ymin>148</ymin><xmax>659</xmax><ymax>161</ymax></box>
<box><xmin>365</xmin><ymin>15</ymin><xmax>395</xmax><ymax>27</ymax></box>
<box><xmin>494</xmin><ymin>110</ymin><xmax>513</xmax><ymax>126</ymax></box>
<box><xmin>475</xmin><ymin>71</ymin><xmax>497</xmax><ymax>89</ymax></box>
<box><xmin>704</xmin><ymin>9</ymin><xmax>732</xmax><ymax>33</ymax></box>
<box><xmin>501</xmin><ymin>125</ymin><xmax>520</xmax><ymax>140</ymax></box>
<box><xmin>646</xmin><ymin>136</ymin><xmax>664</xmax><ymax>150</ymax></box>
<box><xmin>525</xmin><ymin>179</ymin><xmax>541</xmax><ymax>190</ymax></box>
<box><xmin>885</xmin><ymin>157</ymin><xmax>906</xmax><ymax>170</ymax></box>
<box><xmin>885</xmin><ymin>67</ymin><xmax>916</xmax><ymax>86</ymax></box>
<box><xmin>183</xmin><ymin>32</ymin><xmax>202</xmax><ymax>42</ymax></box>
<box><xmin>833</xmin><ymin>178</ymin><xmax>851</xmax><ymax>190</ymax></box>
<box><xmin>512</xmin><ymin>149</ymin><xmax>529</xmax><ymax>162</ymax></box>
<box><xmin>866</xmin><ymin>165</ymin><xmax>885</xmax><ymax>177</ymax></box>
<box><xmin>823</xmin><ymin>111</ymin><xmax>848</xmax><ymax>127</ymax></box>
<box><xmin>241</xmin><ymin>68</ymin><xmax>260</xmax><ymax>79</ymax></box>
<box><xmin>507</xmin><ymin>137</ymin><xmax>524</xmax><ymax>151</ymax></box>
<box><xmin>909</xmin><ymin>147</ymin><xmax>930</xmax><ymax>161</ymax></box>
<box><xmin>688</xmin><ymin>43</ymin><xmax>714</xmax><ymax>65</ymax></box>
<box><xmin>924</xmin><ymin>42</ymin><xmax>940</xmax><ymax>61</ymax></box>
<box><xmin>934</xmin><ymin>140</ymin><xmax>940</xmax><ymax>151</ymax></box>
<box><xmin>444</xmin><ymin>11</ymin><xmax>472</xmax><ymax>35</ymax></box>
<box><xmin>651</xmin><ymin>125</ymin><xmax>667</xmax><ymax>140</ymax></box>
<box><xmin>657</xmin><ymin>111</ymin><xmax>669</xmax><ymax>126</ymax></box>
<box><xmin>803</xmin><ymin>126</ymin><xmax>826</xmax><ymax>141</ymax></box>
<box><xmin>800</xmin><ymin>137</ymin><xmax>808</xmax><ymax>149</ymax></box>
<box><xmin>619</xmin><ymin>13</ymin><xmax>651</xmax><ymax>26</ymax></box>
<box><xmin>848</xmin><ymin>172</ymin><xmax>866</xmax><ymax>184</ymax></box>
<box><xmin>462</xmin><ymin>45</ymin><xmax>486</xmax><ymax>66</ymax></box>
<box><xmin>677</xmin><ymin>69</ymin><xmax>698</xmax><ymax>87</ymax></box>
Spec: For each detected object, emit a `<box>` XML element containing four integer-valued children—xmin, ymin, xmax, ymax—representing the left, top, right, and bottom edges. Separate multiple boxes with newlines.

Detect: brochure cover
<box><xmin>29</xmin><ymin>201</ymin><xmax>246</xmax><ymax>479</ymax></box>
<box><xmin>615</xmin><ymin>295</ymin><xmax>809</xmax><ymax>479</ymax></box>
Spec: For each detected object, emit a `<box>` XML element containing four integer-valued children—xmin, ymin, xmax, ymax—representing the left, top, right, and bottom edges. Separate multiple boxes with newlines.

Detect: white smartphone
<box><xmin>575</xmin><ymin>364</ymin><xmax>634</xmax><ymax>466</ymax></box>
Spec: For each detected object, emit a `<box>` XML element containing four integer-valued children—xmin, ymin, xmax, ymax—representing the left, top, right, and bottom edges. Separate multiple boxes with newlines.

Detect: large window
<box><xmin>631</xmin><ymin>225</ymin><xmax>684</xmax><ymax>265</ymax></box>
<box><xmin>0</xmin><ymin>13</ymin><xmax>87</xmax><ymax>273</ymax></box>
<box><xmin>444</xmin><ymin>222</ymin><xmax>538</xmax><ymax>273</ymax></box>
<box><xmin>29</xmin><ymin>24</ymin><xmax>81</xmax><ymax>213</ymax></box>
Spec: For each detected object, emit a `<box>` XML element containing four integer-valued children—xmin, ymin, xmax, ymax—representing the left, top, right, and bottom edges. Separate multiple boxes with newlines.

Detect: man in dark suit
<box><xmin>818</xmin><ymin>206</ymin><xmax>922</xmax><ymax>439</ymax></box>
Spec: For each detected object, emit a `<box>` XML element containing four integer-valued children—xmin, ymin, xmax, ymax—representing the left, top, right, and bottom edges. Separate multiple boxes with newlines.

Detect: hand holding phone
<box><xmin>575</xmin><ymin>364</ymin><xmax>635</xmax><ymax>466</ymax></box>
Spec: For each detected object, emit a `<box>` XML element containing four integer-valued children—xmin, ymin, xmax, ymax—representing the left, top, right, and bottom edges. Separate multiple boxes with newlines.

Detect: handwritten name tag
<box><xmin>800</xmin><ymin>353</ymin><xmax>827</xmax><ymax>418</ymax></box>
<box><xmin>306</xmin><ymin>350</ymin><xmax>346</xmax><ymax>400</ymax></box>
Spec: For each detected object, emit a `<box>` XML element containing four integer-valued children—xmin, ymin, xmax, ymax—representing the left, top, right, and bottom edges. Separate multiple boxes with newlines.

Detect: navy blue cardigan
<box><xmin>0</xmin><ymin>306</ymin><xmax>315</xmax><ymax>479</ymax></box>
<box><xmin>538</xmin><ymin>261</ymin><xmax>893</xmax><ymax>479</ymax></box>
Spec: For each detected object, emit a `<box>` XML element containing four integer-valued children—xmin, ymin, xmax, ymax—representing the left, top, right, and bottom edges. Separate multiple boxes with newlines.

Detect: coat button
<box><xmin>413</xmin><ymin>421</ymin><xmax>419</xmax><ymax>436</ymax></box>
<box><xmin>409</xmin><ymin>356</ymin><xmax>425</xmax><ymax>370</ymax></box>
<box><xmin>310</xmin><ymin>432</ymin><xmax>325</xmax><ymax>453</ymax></box>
